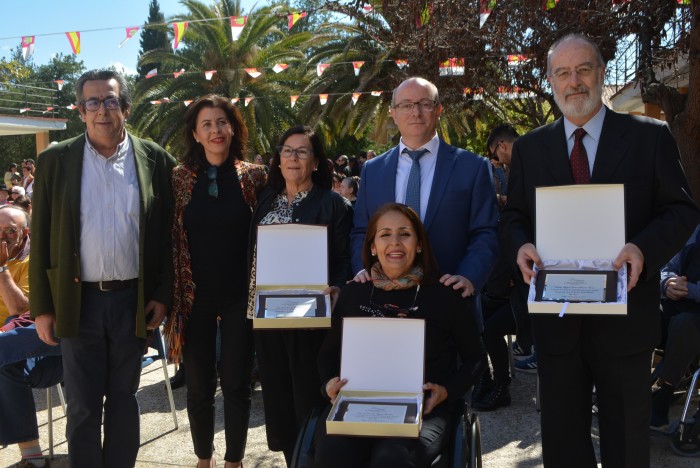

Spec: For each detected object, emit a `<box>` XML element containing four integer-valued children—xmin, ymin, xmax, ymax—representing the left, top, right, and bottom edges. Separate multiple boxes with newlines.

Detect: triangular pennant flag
<box><xmin>244</xmin><ymin>97</ymin><xmax>254</xmax><ymax>107</ymax></box>
<box><xmin>245</xmin><ymin>68</ymin><xmax>261</xmax><ymax>78</ymax></box>
<box><xmin>173</xmin><ymin>69</ymin><xmax>185</xmax><ymax>78</ymax></box>
<box><xmin>507</xmin><ymin>54</ymin><xmax>530</xmax><ymax>66</ymax></box>
<box><xmin>119</xmin><ymin>27</ymin><xmax>139</xmax><ymax>48</ymax></box>
<box><xmin>184</xmin><ymin>100</ymin><xmax>193</xmax><ymax>107</ymax></box>
<box><xmin>316</xmin><ymin>63</ymin><xmax>330</xmax><ymax>77</ymax></box>
<box><xmin>66</xmin><ymin>32</ymin><xmax>81</xmax><ymax>54</ymax></box>
<box><xmin>43</xmin><ymin>107</ymin><xmax>54</xmax><ymax>114</ymax></box>
<box><xmin>290</xmin><ymin>95</ymin><xmax>299</xmax><ymax>108</ymax></box>
<box><xmin>677</xmin><ymin>0</ymin><xmax>691</xmax><ymax>4</ymax></box>
<box><xmin>352</xmin><ymin>93</ymin><xmax>361</xmax><ymax>105</ymax></box>
<box><xmin>205</xmin><ymin>70</ymin><xmax>217</xmax><ymax>80</ymax></box>
<box><xmin>464</xmin><ymin>87</ymin><xmax>471</xmax><ymax>97</ymax></box>
<box><xmin>479</xmin><ymin>0</ymin><xmax>496</xmax><ymax>28</ymax></box>
<box><xmin>19</xmin><ymin>108</ymin><xmax>30</xmax><ymax>114</ymax></box>
<box><xmin>230</xmin><ymin>16</ymin><xmax>247</xmax><ymax>41</ymax></box>
<box><xmin>146</xmin><ymin>68</ymin><xmax>158</xmax><ymax>79</ymax></box>
<box><xmin>150</xmin><ymin>100</ymin><xmax>163</xmax><ymax>105</ymax></box>
<box><xmin>363</xmin><ymin>4</ymin><xmax>374</xmax><ymax>13</ymax></box>
<box><xmin>352</xmin><ymin>61</ymin><xmax>365</xmax><ymax>76</ymax></box>
<box><xmin>319</xmin><ymin>94</ymin><xmax>328</xmax><ymax>105</ymax></box>
<box><xmin>172</xmin><ymin>22</ymin><xmax>188</xmax><ymax>49</ymax></box>
<box><xmin>288</xmin><ymin>12</ymin><xmax>307</xmax><ymax>30</ymax></box>
<box><xmin>542</xmin><ymin>0</ymin><xmax>559</xmax><ymax>11</ymax></box>
<box><xmin>272</xmin><ymin>63</ymin><xmax>289</xmax><ymax>73</ymax></box>
<box><xmin>370</xmin><ymin>91</ymin><xmax>382</xmax><ymax>96</ymax></box>
<box><xmin>231</xmin><ymin>97</ymin><xmax>239</xmax><ymax>104</ymax></box>
<box><xmin>395</xmin><ymin>59</ymin><xmax>408</xmax><ymax>69</ymax></box>
<box><xmin>21</xmin><ymin>36</ymin><xmax>35</xmax><ymax>60</ymax></box>
<box><xmin>439</xmin><ymin>58</ymin><xmax>465</xmax><ymax>76</ymax></box>
<box><xmin>53</xmin><ymin>80</ymin><xmax>65</xmax><ymax>91</ymax></box>
<box><xmin>417</xmin><ymin>2</ymin><xmax>432</xmax><ymax>28</ymax></box>
<box><xmin>66</xmin><ymin>104</ymin><xmax>77</xmax><ymax>110</ymax></box>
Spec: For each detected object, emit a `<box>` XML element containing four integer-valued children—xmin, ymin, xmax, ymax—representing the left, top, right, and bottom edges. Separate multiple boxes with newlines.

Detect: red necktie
<box><xmin>570</xmin><ymin>128</ymin><xmax>590</xmax><ymax>184</ymax></box>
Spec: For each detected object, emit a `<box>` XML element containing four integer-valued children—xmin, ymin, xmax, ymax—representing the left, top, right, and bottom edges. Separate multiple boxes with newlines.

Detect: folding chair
<box><xmin>45</xmin><ymin>382</ymin><xmax>66</xmax><ymax>459</ymax></box>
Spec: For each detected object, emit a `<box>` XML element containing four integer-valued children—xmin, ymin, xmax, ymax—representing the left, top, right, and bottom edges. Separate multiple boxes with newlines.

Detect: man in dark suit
<box><xmin>501</xmin><ymin>34</ymin><xmax>700</xmax><ymax>467</ymax></box>
<box><xmin>351</xmin><ymin>77</ymin><xmax>499</xmax><ymax>298</ymax></box>
<box><xmin>29</xmin><ymin>69</ymin><xmax>177</xmax><ymax>467</ymax></box>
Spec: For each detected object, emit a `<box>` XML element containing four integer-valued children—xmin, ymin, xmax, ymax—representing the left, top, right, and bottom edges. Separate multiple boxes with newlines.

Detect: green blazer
<box><xmin>29</xmin><ymin>134</ymin><xmax>177</xmax><ymax>338</ymax></box>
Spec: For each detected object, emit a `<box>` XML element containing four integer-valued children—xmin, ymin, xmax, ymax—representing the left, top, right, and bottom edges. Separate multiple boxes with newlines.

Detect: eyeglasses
<box><xmin>206</xmin><ymin>166</ymin><xmax>218</xmax><ymax>198</ymax></box>
<box><xmin>277</xmin><ymin>145</ymin><xmax>313</xmax><ymax>160</ymax></box>
<box><xmin>0</xmin><ymin>226</ymin><xmax>23</xmax><ymax>237</ymax></box>
<box><xmin>81</xmin><ymin>97</ymin><xmax>122</xmax><ymax>112</ymax></box>
<box><xmin>550</xmin><ymin>64</ymin><xmax>599</xmax><ymax>82</ymax></box>
<box><xmin>393</xmin><ymin>100</ymin><xmax>438</xmax><ymax>114</ymax></box>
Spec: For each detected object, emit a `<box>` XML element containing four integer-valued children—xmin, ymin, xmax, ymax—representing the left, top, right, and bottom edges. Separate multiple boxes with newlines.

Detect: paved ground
<box><xmin>1</xmin><ymin>356</ymin><xmax>698</xmax><ymax>467</ymax></box>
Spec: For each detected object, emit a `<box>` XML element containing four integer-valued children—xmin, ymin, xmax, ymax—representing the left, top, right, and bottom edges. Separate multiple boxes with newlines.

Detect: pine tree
<box><xmin>137</xmin><ymin>0</ymin><xmax>171</xmax><ymax>78</ymax></box>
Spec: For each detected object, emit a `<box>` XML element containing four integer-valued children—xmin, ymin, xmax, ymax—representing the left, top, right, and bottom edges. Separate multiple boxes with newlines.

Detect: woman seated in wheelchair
<box><xmin>314</xmin><ymin>203</ymin><xmax>487</xmax><ymax>467</ymax></box>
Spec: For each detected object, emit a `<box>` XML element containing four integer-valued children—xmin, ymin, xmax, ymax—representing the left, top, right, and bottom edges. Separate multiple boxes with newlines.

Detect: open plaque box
<box><xmin>253</xmin><ymin>224</ymin><xmax>331</xmax><ymax>329</ymax></box>
<box><xmin>529</xmin><ymin>184</ymin><xmax>628</xmax><ymax>315</ymax></box>
<box><xmin>326</xmin><ymin>317</ymin><xmax>425</xmax><ymax>438</ymax></box>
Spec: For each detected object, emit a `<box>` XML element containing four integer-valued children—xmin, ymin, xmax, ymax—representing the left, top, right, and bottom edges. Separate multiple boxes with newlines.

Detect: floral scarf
<box><xmin>370</xmin><ymin>262</ymin><xmax>423</xmax><ymax>291</ymax></box>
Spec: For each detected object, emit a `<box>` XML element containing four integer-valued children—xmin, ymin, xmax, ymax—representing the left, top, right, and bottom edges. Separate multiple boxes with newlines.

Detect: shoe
<box><xmin>170</xmin><ymin>366</ymin><xmax>186</xmax><ymax>389</ymax></box>
<box><xmin>18</xmin><ymin>458</ymin><xmax>50</xmax><ymax>468</ymax></box>
<box><xmin>512</xmin><ymin>341</ymin><xmax>533</xmax><ymax>360</ymax></box>
<box><xmin>473</xmin><ymin>383</ymin><xmax>511</xmax><ymax>412</ymax></box>
<box><xmin>650</xmin><ymin>383</ymin><xmax>673</xmax><ymax>431</ymax></box>
<box><xmin>471</xmin><ymin>371</ymin><xmax>494</xmax><ymax>404</ymax></box>
<box><xmin>514</xmin><ymin>353</ymin><xmax>538</xmax><ymax>374</ymax></box>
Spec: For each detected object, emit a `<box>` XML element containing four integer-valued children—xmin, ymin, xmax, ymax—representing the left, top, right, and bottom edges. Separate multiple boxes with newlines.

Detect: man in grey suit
<box><xmin>30</xmin><ymin>70</ymin><xmax>177</xmax><ymax>467</ymax></box>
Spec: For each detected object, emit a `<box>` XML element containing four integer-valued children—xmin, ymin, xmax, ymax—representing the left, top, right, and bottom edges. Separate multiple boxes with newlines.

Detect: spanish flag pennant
<box><xmin>119</xmin><ymin>27</ymin><xmax>139</xmax><ymax>48</ymax></box>
<box><xmin>43</xmin><ymin>107</ymin><xmax>54</xmax><ymax>114</ymax></box>
<box><xmin>231</xmin><ymin>97</ymin><xmax>239</xmax><ymax>104</ymax></box>
<box><xmin>172</xmin><ymin>22</ymin><xmax>188</xmax><ymax>49</ymax></box>
<box><xmin>272</xmin><ymin>63</ymin><xmax>289</xmax><ymax>73</ymax></box>
<box><xmin>244</xmin><ymin>97</ymin><xmax>254</xmax><ymax>107</ymax></box>
<box><xmin>173</xmin><ymin>69</ymin><xmax>185</xmax><ymax>78</ymax></box>
<box><xmin>677</xmin><ymin>0</ymin><xmax>690</xmax><ymax>4</ymax></box>
<box><xmin>542</xmin><ymin>0</ymin><xmax>559</xmax><ymax>11</ymax></box>
<box><xmin>439</xmin><ymin>58</ymin><xmax>465</xmax><ymax>76</ymax></box>
<box><xmin>479</xmin><ymin>0</ymin><xmax>496</xmax><ymax>29</ymax></box>
<box><xmin>205</xmin><ymin>70</ymin><xmax>217</xmax><ymax>80</ymax></box>
<box><xmin>370</xmin><ymin>91</ymin><xmax>382</xmax><ymax>97</ymax></box>
<box><xmin>184</xmin><ymin>100</ymin><xmax>193</xmax><ymax>107</ymax></box>
<box><xmin>316</xmin><ymin>63</ymin><xmax>330</xmax><ymax>77</ymax></box>
<box><xmin>230</xmin><ymin>16</ymin><xmax>247</xmax><ymax>41</ymax></box>
<box><xmin>53</xmin><ymin>80</ymin><xmax>65</xmax><ymax>90</ymax></box>
<box><xmin>245</xmin><ymin>68</ymin><xmax>261</xmax><ymax>78</ymax></box>
<box><xmin>21</xmin><ymin>36</ymin><xmax>35</xmax><ymax>60</ymax></box>
<box><xmin>416</xmin><ymin>2</ymin><xmax>432</xmax><ymax>28</ymax></box>
<box><xmin>146</xmin><ymin>68</ymin><xmax>158</xmax><ymax>79</ymax></box>
<box><xmin>507</xmin><ymin>54</ymin><xmax>530</xmax><ymax>66</ymax></box>
<box><xmin>66</xmin><ymin>32</ymin><xmax>80</xmax><ymax>54</ymax></box>
<box><xmin>351</xmin><ymin>93</ymin><xmax>361</xmax><ymax>105</ymax></box>
<box><xmin>290</xmin><ymin>95</ymin><xmax>299</xmax><ymax>108</ymax></box>
<box><xmin>395</xmin><ymin>59</ymin><xmax>408</xmax><ymax>69</ymax></box>
<box><xmin>288</xmin><ymin>11</ymin><xmax>307</xmax><ymax>31</ymax></box>
<box><xmin>319</xmin><ymin>94</ymin><xmax>328</xmax><ymax>105</ymax></box>
<box><xmin>352</xmin><ymin>61</ymin><xmax>365</xmax><ymax>76</ymax></box>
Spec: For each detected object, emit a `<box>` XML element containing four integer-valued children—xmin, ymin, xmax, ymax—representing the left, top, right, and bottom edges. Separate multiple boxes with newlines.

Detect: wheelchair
<box><xmin>669</xmin><ymin>367</ymin><xmax>700</xmax><ymax>457</ymax></box>
<box><xmin>290</xmin><ymin>398</ymin><xmax>482</xmax><ymax>468</ymax></box>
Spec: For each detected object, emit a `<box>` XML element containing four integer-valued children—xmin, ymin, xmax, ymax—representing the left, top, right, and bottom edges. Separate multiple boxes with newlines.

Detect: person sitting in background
<box><xmin>0</xmin><ymin>205</ymin><xmax>61</xmax><ymax>468</ymax></box>
<box><xmin>651</xmin><ymin>224</ymin><xmax>700</xmax><ymax>430</ymax></box>
<box><xmin>9</xmin><ymin>186</ymin><xmax>25</xmax><ymax>203</ymax></box>
<box><xmin>338</xmin><ymin>176</ymin><xmax>358</xmax><ymax>207</ymax></box>
<box><xmin>332</xmin><ymin>172</ymin><xmax>344</xmax><ymax>194</ymax></box>
<box><xmin>4</xmin><ymin>164</ymin><xmax>18</xmax><ymax>188</ymax></box>
<box><xmin>315</xmin><ymin>203</ymin><xmax>486</xmax><ymax>468</ymax></box>
<box><xmin>12</xmin><ymin>196</ymin><xmax>31</xmax><ymax>217</ymax></box>
<box><xmin>20</xmin><ymin>162</ymin><xmax>34</xmax><ymax>199</ymax></box>
<box><xmin>0</xmin><ymin>184</ymin><xmax>10</xmax><ymax>206</ymax></box>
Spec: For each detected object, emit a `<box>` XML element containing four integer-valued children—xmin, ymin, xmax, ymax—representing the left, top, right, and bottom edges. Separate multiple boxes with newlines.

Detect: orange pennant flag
<box><xmin>119</xmin><ymin>27</ymin><xmax>139</xmax><ymax>48</ymax></box>
<box><xmin>66</xmin><ymin>32</ymin><xmax>80</xmax><ymax>54</ymax></box>
<box><xmin>172</xmin><ymin>22</ymin><xmax>188</xmax><ymax>49</ymax></box>
<box><xmin>352</xmin><ymin>61</ymin><xmax>365</xmax><ymax>76</ymax></box>
<box><xmin>54</xmin><ymin>80</ymin><xmax>65</xmax><ymax>90</ymax></box>
<box><xmin>351</xmin><ymin>93</ymin><xmax>361</xmax><ymax>105</ymax></box>
<box><xmin>290</xmin><ymin>95</ymin><xmax>299</xmax><ymax>108</ymax></box>
<box><xmin>244</xmin><ymin>97</ymin><xmax>254</xmax><ymax>107</ymax></box>
<box><xmin>288</xmin><ymin>11</ymin><xmax>307</xmax><ymax>30</ymax></box>
<box><xmin>319</xmin><ymin>94</ymin><xmax>328</xmax><ymax>105</ymax></box>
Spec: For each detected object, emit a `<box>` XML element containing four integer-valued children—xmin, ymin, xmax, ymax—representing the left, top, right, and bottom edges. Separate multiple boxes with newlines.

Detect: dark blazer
<box><xmin>29</xmin><ymin>134</ymin><xmax>177</xmax><ymax>338</ymax></box>
<box><xmin>501</xmin><ymin>107</ymin><xmax>700</xmax><ymax>356</ymax></box>
<box><xmin>351</xmin><ymin>139</ymin><xmax>499</xmax><ymax>291</ymax></box>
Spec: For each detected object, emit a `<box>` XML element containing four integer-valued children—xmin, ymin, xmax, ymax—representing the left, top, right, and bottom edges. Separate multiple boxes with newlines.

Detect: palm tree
<box><xmin>130</xmin><ymin>0</ymin><xmax>318</xmax><ymax>157</ymax></box>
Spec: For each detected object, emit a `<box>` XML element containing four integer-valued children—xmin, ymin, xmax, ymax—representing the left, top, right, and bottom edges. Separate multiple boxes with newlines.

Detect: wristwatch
<box><xmin>0</xmin><ymin>265</ymin><xmax>8</xmax><ymax>274</ymax></box>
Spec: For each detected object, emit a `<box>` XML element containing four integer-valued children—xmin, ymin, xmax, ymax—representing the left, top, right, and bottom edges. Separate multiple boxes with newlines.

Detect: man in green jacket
<box><xmin>29</xmin><ymin>69</ymin><xmax>176</xmax><ymax>468</ymax></box>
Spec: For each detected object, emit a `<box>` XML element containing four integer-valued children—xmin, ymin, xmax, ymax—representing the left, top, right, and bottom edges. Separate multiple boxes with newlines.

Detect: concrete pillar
<box><xmin>35</xmin><ymin>131</ymin><xmax>50</xmax><ymax>156</ymax></box>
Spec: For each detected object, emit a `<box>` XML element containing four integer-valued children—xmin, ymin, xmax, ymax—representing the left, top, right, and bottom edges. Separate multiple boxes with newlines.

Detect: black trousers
<box><xmin>658</xmin><ymin>302</ymin><xmax>700</xmax><ymax>386</ymax></box>
<box><xmin>61</xmin><ymin>287</ymin><xmax>145</xmax><ymax>468</ymax></box>
<box><xmin>255</xmin><ymin>329</ymin><xmax>327</xmax><ymax>465</ymax></box>
<box><xmin>480</xmin><ymin>295</ymin><xmax>516</xmax><ymax>384</ymax></box>
<box><xmin>183</xmin><ymin>296</ymin><xmax>253</xmax><ymax>462</ymax></box>
<box><xmin>538</xmin><ymin>328</ymin><xmax>652</xmax><ymax>468</ymax></box>
<box><xmin>314</xmin><ymin>403</ymin><xmax>451</xmax><ymax>468</ymax></box>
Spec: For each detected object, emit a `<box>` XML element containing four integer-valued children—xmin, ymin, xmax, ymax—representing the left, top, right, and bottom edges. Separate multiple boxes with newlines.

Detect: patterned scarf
<box><xmin>370</xmin><ymin>262</ymin><xmax>423</xmax><ymax>291</ymax></box>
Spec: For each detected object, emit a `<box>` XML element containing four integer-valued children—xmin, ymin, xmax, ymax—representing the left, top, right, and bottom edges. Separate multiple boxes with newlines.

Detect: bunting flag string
<box><xmin>118</xmin><ymin>27</ymin><xmax>139</xmax><ymax>48</ymax></box>
<box><xmin>65</xmin><ymin>31</ymin><xmax>80</xmax><ymax>54</ymax></box>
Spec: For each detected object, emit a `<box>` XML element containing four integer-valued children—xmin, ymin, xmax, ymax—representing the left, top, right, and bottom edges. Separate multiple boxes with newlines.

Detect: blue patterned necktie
<box><xmin>403</xmin><ymin>148</ymin><xmax>429</xmax><ymax>216</ymax></box>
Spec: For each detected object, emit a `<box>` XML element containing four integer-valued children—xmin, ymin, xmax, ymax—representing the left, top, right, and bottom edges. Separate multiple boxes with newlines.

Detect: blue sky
<box><xmin>2</xmin><ymin>0</ymin><xmax>262</xmax><ymax>74</ymax></box>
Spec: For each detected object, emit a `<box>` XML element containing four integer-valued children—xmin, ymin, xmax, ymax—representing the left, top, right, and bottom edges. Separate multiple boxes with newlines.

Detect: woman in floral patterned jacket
<box><xmin>165</xmin><ymin>95</ymin><xmax>266</xmax><ymax>468</ymax></box>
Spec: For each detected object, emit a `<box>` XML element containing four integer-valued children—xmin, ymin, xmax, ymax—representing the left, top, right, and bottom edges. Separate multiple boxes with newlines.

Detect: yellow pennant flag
<box><xmin>288</xmin><ymin>12</ymin><xmax>307</xmax><ymax>30</ymax></box>
<box><xmin>66</xmin><ymin>32</ymin><xmax>80</xmax><ymax>54</ymax></box>
<box><xmin>172</xmin><ymin>22</ymin><xmax>188</xmax><ymax>49</ymax></box>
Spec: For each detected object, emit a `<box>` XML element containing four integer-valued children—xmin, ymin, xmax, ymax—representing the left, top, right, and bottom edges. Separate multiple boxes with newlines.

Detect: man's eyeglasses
<box><xmin>206</xmin><ymin>166</ymin><xmax>218</xmax><ymax>198</ymax></box>
<box><xmin>550</xmin><ymin>64</ymin><xmax>599</xmax><ymax>82</ymax></box>
<box><xmin>278</xmin><ymin>145</ymin><xmax>313</xmax><ymax>160</ymax></box>
<box><xmin>0</xmin><ymin>226</ymin><xmax>23</xmax><ymax>237</ymax></box>
<box><xmin>81</xmin><ymin>97</ymin><xmax>122</xmax><ymax>112</ymax></box>
<box><xmin>393</xmin><ymin>100</ymin><xmax>438</xmax><ymax>114</ymax></box>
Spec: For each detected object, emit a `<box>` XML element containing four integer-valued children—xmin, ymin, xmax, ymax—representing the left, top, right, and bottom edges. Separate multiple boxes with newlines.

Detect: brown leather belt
<box><xmin>83</xmin><ymin>279</ymin><xmax>138</xmax><ymax>291</ymax></box>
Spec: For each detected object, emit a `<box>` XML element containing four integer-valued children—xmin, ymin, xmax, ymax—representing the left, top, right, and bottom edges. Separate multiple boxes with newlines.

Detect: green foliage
<box><xmin>138</xmin><ymin>0</ymin><xmax>172</xmax><ymax>78</ymax></box>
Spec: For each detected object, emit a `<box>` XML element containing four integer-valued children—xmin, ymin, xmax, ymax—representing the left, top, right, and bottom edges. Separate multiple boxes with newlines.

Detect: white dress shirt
<box><xmin>79</xmin><ymin>132</ymin><xmax>140</xmax><ymax>282</ymax></box>
<box><xmin>395</xmin><ymin>133</ymin><xmax>441</xmax><ymax>221</ymax></box>
<box><xmin>563</xmin><ymin>104</ymin><xmax>606</xmax><ymax>175</ymax></box>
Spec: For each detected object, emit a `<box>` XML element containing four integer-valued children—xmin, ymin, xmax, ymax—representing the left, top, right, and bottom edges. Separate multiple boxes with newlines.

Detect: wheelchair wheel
<box><xmin>671</xmin><ymin>415</ymin><xmax>700</xmax><ymax>458</ymax></box>
<box><xmin>469</xmin><ymin>413</ymin><xmax>482</xmax><ymax>468</ymax></box>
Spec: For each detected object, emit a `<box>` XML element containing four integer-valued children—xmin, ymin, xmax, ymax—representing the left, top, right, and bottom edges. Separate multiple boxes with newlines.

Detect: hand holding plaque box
<box><xmin>530</xmin><ymin>185</ymin><xmax>628</xmax><ymax>315</ymax></box>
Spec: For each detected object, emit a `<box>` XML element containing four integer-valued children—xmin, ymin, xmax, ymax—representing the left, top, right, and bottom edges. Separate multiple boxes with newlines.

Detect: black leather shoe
<box><xmin>473</xmin><ymin>383</ymin><xmax>511</xmax><ymax>412</ymax></box>
<box><xmin>170</xmin><ymin>366</ymin><xmax>186</xmax><ymax>389</ymax></box>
